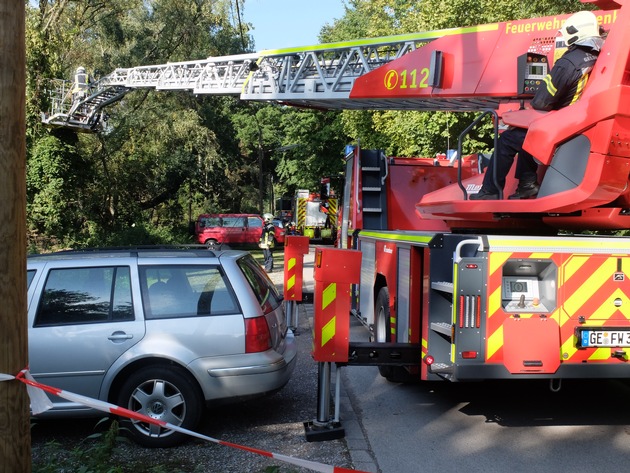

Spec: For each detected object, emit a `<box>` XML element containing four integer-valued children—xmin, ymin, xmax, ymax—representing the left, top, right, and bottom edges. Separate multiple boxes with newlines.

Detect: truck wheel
<box><xmin>375</xmin><ymin>287</ymin><xmax>415</xmax><ymax>383</ymax></box>
<box><xmin>204</xmin><ymin>239</ymin><xmax>218</xmax><ymax>250</ymax></box>
<box><xmin>116</xmin><ymin>366</ymin><xmax>203</xmax><ymax>448</ymax></box>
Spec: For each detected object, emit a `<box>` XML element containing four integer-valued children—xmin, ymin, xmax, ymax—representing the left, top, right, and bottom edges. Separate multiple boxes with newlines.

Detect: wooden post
<box><xmin>0</xmin><ymin>1</ymin><xmax>30</xmax><ymax>471</ymax></box>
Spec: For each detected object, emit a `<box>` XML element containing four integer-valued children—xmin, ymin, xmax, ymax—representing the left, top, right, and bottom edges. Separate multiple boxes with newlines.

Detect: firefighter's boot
<box><xmin>469</xmin><ymin>187</ymin><xmax>499</xmax><ymax>200</ymax></box>
<box><xmin>508</xmin><ymin>181</ymin><xmax>539</xmax><ymax>199</ymax></box>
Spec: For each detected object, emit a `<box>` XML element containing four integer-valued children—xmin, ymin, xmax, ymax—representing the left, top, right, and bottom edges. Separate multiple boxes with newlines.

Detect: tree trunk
<box><xmin>0</xmin><ymin>1</ymin><xmax>30</xmax><ymax>471</ymax></box>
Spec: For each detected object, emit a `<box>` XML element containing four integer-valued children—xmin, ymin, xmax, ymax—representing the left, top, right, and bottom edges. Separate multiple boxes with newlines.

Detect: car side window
<box><xmin>27</xmin><ymin>269</ymin><xmax>36</xmax><ymax>288</ymax></box>
<box><xmin>248</xmin><ymin>217</ymin><xmax>263</xmax><ymax>229</ymax></box>
<box><xmin>35</xmin><ymin>266</ymin><xmax>133</xmax><ymax>326</ymax></box>
<box><xmin>140</xmin><ymin>265</ymin><xmax>239</xmax><ymax>319</ymax></box>
<box><xmin>237</xmin><ymin>255</ymin><xmax>282</xmax><ymax>312</ymax></box>
<box><xmin>222</xmin><ymin>216</ymin><xmax>245</xmax><ymax>228</ymax></box>
<box><xmin>200</xmin><ymin>216</ymin><xmax>221</xmax><ymax>228</ymax></box>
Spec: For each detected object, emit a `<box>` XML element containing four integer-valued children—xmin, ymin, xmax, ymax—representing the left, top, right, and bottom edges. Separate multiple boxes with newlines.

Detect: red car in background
<box><xmin>195</xmin><ymin>214</ymin><xmax>285</xmax><ymax>249</ymax></box>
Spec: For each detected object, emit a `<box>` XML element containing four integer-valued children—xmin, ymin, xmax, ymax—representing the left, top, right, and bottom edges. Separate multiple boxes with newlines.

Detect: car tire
<box><xmin>116</xmin><ymin>366</ymin><xmax>203</xmax><ymax>448</ymax></box>
<box><xmin>204</xmin><ymin>239</ymin><xmax>218</xmax><ymax>250</ymax></box>
<box><xmin>374</xmin><ymin>287</ymin><xmax>415</xmax><ymax>383</ymax></box>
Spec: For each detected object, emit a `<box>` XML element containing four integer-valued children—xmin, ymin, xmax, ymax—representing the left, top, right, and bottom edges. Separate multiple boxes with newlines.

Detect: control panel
<box><xmin>502</xmin><ymin>276</ymin><xmax>549</xmax><ymax>313</ymax></box>
<box><xmin>517</xmin><ymin>52</ymin><xmax>549</xmax><ymax>95</ymax></box>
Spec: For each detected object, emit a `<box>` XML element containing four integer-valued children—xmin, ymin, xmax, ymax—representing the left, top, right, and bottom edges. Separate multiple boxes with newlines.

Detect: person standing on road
<box><xmin>260</xmin><ymin>213</ymin><xmax>275</xmax><ymax>272</ymax></box>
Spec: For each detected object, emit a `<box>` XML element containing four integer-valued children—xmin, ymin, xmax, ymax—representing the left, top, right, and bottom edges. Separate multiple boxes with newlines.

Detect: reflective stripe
<box><xmin>570</xmin><ymin>73</ymin><xmax>589</xmax><ymax>104</ymax></box>
<box><xmin>321</xmin><ymin>316</ymin><xmax>337</xmax><ymax>347</ymax></box>
<box><xmin>286</xmin><ymin>274</ymin><xmax>296</xmax><ymax>292</ymax></box>
<box><xmin>543</xmin><ymin>74</ymin><xmax>557</xmax><ymax>96</ymax></box>
<box><xmin>322</xmin><ymin>282</ymin><xmax>337</xmax><ymax>310</ymax></box>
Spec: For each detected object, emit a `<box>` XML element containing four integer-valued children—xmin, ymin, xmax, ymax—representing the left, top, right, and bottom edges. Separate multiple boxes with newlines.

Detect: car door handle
<box><xmin>108</xmin><ymin>331</ymin><xmax>133</xmax><ymax>342</ymax></box>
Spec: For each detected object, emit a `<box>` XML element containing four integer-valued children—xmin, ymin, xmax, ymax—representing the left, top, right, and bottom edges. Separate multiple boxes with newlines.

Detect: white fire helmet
<box><xmin>560</xmin><ymin>11</ymin><xmax>600</xmax><ymax>46</ymax></box>
<box><xmin>263</xmin><ymin>213</ymin><xmax>273</xmax><ymax>223</ymax></box>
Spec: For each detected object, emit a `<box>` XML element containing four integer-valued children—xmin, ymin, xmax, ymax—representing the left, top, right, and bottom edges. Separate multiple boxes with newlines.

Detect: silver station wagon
<box><xmin>26</xmin><ymin>247</ymin><xmax>297</xmax><ymax>447</ymax></box>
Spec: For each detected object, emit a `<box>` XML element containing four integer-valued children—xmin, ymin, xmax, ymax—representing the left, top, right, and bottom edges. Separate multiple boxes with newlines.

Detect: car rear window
<box><xmin>35</xmin><ymin>266</ymin><xmax>134</xmax><ymax>326</ymax></box>
<box><xmin>237</xmin><ymin>255</ymin><xmax>282</xmax><ymax>312</ymax></box>
<box><xmin>140</xmin><ymin>265</ymin><xmax>239</xmax><ymax>319</ymax></box>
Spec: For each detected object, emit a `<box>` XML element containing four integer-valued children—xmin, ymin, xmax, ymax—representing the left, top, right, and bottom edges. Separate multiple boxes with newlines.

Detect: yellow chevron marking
<box><xmin>322</xmin><ymin>282</ymin><xmax>337</xmax><ymax>311</ymax></box>
<box><xmin>287</xmin><ymin>274</ymin><xmax>295</xmax><ymax>291</ymax></box>
<box><xmin>611</xmin><ymin>288</ymin><xmax>630</xmax><ymax>319</ymax></box>
<box><xmin>288</xmin><ymin>257</ymin><xmax>296</xmax><ymax>271</ymax></box>
<box><xmin>488</xmin><ymin>286</ymin><xmax>502</xmax><ymax>318</ymax></box>
<box><xmin>321</xmin><ymin>316</ymin><xmax>336</xmax><ymax>347</ymax></box>
<box><xmin>422</xmin><ymin>338</ymin><xmax>428</xmax><ymax>349</ymax></box>
<box><xmin>585</xmin><ymin>288</ymin><xmax>630</xmax><ymax>321</ymax></box>
<box><xmin>562</xmin><ymin>255</ymin><xmax>590</xmax><ymax>282</ymax></box>
<box><xmin>564</xmin><ymin>258</ymin><xmax>616</xmax><ymax>315</ymax></box>
<box><xmin>588</xmin><ymin>347</ymin><xmax>611</xmax><ymax>360</ymax></box>
<box><xmin>487</xmin><ymin>326</ymin><xmax>503</xmax><ymax>359</ymax></box>
<box><xmin>561</xmin><ymin>335</ymin><xmax>578</xmax><ymax>359</ymax></box>
<box><xmin>489</xmin><ymin>252</ymin><xmax>512</xmax><ymax>277</ymax></box>
<box><xmin>529</xmin><ymin>253</ymin><xmax>553</xmax><ymax>259</ymax></box>
<box><xmin>487</xmin><ymin>326</ymin><xmax>503</xmax><ymax>358</ymax></box>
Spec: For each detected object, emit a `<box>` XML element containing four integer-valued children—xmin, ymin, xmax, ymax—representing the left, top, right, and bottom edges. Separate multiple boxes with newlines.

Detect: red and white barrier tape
<box><xmin>1</xmin><ymin>370</ymin><xmax>364</xmax><ymax>473</ymax></box>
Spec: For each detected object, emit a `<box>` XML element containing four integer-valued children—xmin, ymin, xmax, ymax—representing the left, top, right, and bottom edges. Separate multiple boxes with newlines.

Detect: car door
<box><xmin>222</xmin><ymin>216</ymin><xmax>247</xmax><ymax>245</ymax></box>
<box><xmin>247</xmin><ymin>216</ymin><xmax>264</xmax><ymax>245</ymax></box>
<box><xmin>28</xmin><ymin>262</ymin><xmax>146</xmax><ymax>408</ymax></box>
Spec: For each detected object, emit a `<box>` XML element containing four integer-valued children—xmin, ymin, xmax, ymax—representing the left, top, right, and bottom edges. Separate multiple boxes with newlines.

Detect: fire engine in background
<box><xmin>42</xmin><ymin>0</ymin><xmax>630</xmax><ymax>390</ymax></box>
<box><xmin>294</xmin><ymin>181</ymin><xmax>338</xmax><ymax>242</ymax></box>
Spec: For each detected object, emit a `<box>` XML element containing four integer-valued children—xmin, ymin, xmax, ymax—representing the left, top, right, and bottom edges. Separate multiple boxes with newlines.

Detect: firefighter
<box><xmin>287</xmin><ymin>221</ymin><xmax>300</xmax><ymax>236</ymax></box>
<box><xmin>259</xmin><ymin>213</ymin><xmax>275</xmax><ymax>272</ymax></box>
<box><xmin>471</xmin><ymin>10</ymin><xmax>604</xmax><ymax>200</ymax></box>
<box><xmin>72</xmin><ymin>66</ymin><xmax>89</xmax><ymax>102</ymax></box>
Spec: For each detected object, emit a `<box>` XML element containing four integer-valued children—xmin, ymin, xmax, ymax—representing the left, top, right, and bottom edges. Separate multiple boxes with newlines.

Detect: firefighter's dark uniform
<box><xmin>472</xmin><ymin>43</ymin><xmax>600</xmax><ymax>200</ymax></box>
<box><xmin>261</xmin><ymin>222</ymin><xmax>275</xmax><ymax>272</ymax></box>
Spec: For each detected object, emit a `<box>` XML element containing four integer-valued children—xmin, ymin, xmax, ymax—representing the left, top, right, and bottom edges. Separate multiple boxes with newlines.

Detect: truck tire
<box><xmin>116</xmin><ymin>366</ymin><xmax>203</xmax><ymax>448</ymax></box>
<box><xmin>204</xmin><ymin>239</ymin><xmax>218</xmax><ymax>250</ymax></box>
<box><xmin>374</xmin><ymin>287</ymin><xmax>415</xmax><ymax>383</ymax></box>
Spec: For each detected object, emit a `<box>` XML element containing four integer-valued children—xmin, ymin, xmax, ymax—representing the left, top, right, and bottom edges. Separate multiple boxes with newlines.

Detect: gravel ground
<box><xmin>31</xmin><ymin>248</ymin><xmax>353</xmax><ymax>473</ymax></box>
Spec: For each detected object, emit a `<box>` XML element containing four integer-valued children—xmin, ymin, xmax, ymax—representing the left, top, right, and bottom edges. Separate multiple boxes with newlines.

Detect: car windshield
<box><xmin>237</xmin><ymin>255</ymin><xmax>282</xmax><ymax>312</ymax></box>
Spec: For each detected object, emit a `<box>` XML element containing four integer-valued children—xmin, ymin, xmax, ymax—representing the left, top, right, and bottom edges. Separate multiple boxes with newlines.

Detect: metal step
<box><xmin>431</xmin><ymin>281</ymin><xmax>453</xmax><ymax>293</ymax></box>
<box><xmin>363</xmin><ymin>207</ymin><xmax>382</xmax><ymax>213</ymax></box>
<box><xmin>429</xmin><ymin>362</ymin><xmax>454</xmax><ymax>375</ymax></box>
<box><xmin>361</xmin><ymin>167</ymin><xmax>381</xmax><ymax>172</ymax></box>
<box><xmin>430</xmin><ymin>322</ymin><xmax>453</xmax><ymax>338</ymax></box>
<box><xmin>362</xmin><ymin>186</ymin><xmax>382</xmax><ymax>192</ymax></box>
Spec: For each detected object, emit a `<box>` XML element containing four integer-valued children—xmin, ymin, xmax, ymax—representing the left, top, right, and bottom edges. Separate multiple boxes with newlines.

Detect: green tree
<box><xmin>26</xmin><ymin>0</ymin><xmax>253</xmax><ymax>249</ymax></box>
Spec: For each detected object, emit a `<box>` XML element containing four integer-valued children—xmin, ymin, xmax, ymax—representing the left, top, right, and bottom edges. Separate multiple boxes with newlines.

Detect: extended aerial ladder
<box><xmin>43</xmin><ymin>29</ymin><xmax>452</xmax><ymax>131</ymax></box>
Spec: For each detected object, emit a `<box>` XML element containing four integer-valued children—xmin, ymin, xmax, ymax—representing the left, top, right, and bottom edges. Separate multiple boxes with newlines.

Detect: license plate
<box><xmin>580</xmin><ymin>330</ymin><xmax>630</xmax><ymax>347</ymax></box>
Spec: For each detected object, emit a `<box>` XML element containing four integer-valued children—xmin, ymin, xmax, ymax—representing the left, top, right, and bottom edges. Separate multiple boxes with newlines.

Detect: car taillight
<box><xmin>245</xmin><ymin>316</ymin><xmax>272</xmax><ymax>353</ymax></box>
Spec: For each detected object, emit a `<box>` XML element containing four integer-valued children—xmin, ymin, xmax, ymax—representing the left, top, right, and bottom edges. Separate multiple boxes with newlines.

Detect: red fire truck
<box><xmin>333</xmin><ymin>0</ymin><xmax>630</xmax><ymax>388</ymax></box>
